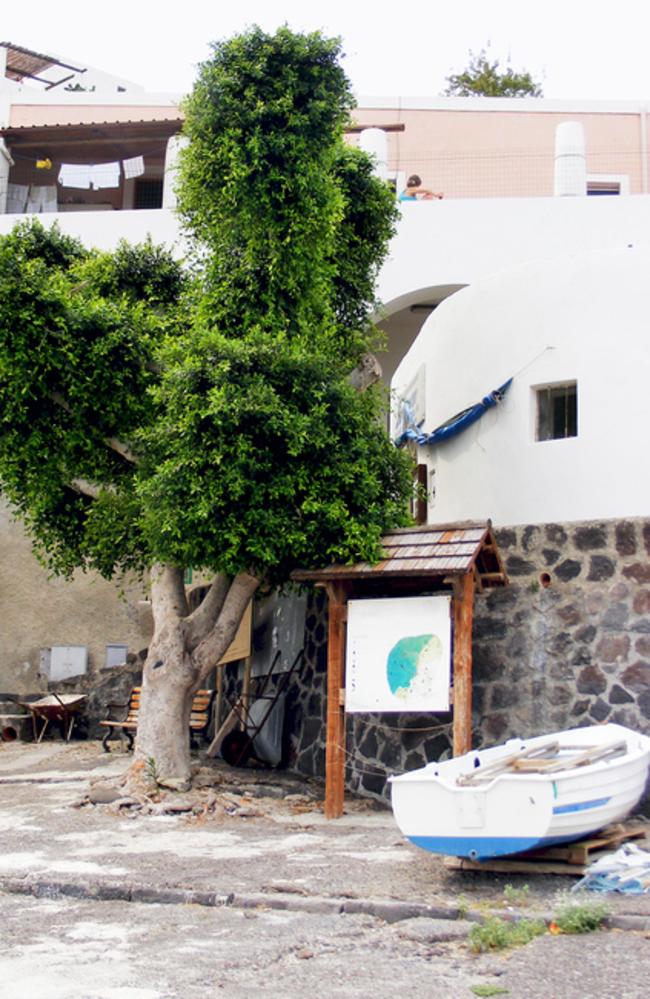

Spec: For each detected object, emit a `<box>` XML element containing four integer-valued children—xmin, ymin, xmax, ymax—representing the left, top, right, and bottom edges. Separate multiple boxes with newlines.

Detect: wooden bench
<box><xmin>99</xmin><ymin>686</ymin><xmax>214</xmax><ymax>752</ymax></box>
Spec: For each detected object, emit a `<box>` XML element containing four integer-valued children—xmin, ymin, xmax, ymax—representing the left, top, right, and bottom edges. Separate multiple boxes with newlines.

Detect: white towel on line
<box><xmin>122</xmin><ymin>155</ymin><xmax>145</xmax><ymax>179</ymax></box>
<box><xmin>90</xmin><ymin>162</ymin><xmax>121</xmax><ymax>190</ymax></box>
<box><xmin>58</xmin><ymin>163</ymin><xmax>91</xmax><ymax>189</ymax></box>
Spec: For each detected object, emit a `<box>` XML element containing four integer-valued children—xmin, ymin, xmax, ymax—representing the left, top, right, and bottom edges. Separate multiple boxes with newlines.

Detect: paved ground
<box><xmin>0</xmin><ymin>741</ymin><xmax>649</xmax><ymax>998</ymax></box>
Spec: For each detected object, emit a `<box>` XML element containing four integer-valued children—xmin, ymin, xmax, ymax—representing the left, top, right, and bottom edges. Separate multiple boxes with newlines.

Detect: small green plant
<box><xmin>470</xmin><ymin>986</ymin><xmax>509</xmax><ymax>997</ymax></box>
<box><xmin>145</xmin><ymin>756</ymin><xmax>160</xmax><ymax>786</ymax></box>
<box><xmin>457</xmin><ymin>893</ymin><xmax>470</xmax><ymax>917</ymax></box>
<box><xmin>551</xmin><ymin>899</ymin><xmax>609</xmax><ymax>934</ymax></box>
<box><xmin>503</xmin><ymin>883</ymin><xmax>530</xmax><ymax>906</ymax></box>
<box><xmin>469</xmin><ymin>915</ymin><xmax>545</xmax><ymax>954</ymax></box>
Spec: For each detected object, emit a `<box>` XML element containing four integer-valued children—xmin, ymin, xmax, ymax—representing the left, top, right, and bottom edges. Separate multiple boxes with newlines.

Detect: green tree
<box><xmin>444</xmin><ymin>48</ymin><xmax>542</xmax><ymax>98</ymax></box>
<box><xmin>0</xmin><ymin>27</ymin><xmax>411</xmax><ymax>788</ymax></box>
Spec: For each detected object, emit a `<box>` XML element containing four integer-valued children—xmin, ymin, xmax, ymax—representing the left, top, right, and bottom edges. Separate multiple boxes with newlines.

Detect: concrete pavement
<box><xmin>1</xmin><ymin>741</ymin><xmax>649</xmax><ymax>998</ymax></box>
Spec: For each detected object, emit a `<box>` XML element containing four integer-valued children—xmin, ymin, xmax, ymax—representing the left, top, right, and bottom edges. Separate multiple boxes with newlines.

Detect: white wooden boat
<box><xmin>389</xmin><ymin>723</ymin><xmax>650</xmax><ymax>860</ymax></box>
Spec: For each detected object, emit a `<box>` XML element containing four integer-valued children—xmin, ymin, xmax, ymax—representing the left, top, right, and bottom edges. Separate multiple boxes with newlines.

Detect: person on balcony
<box><xmin>399</xmin><ymin>174</ymin><xmax>443</xmax><ymax>201</ymax></box>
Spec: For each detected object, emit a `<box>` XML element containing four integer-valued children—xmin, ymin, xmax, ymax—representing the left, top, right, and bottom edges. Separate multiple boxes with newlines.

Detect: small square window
<box><xmin>536</xmin><ymin>383</ymin><xmax>577</xmax><ymax>441</ymax></box>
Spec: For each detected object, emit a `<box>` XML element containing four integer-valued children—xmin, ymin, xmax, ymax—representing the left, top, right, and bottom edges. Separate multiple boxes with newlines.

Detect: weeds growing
<box><xmin>469</xmin><ymin>915</ymin><xmax>546</xmax><ymax>953</ymax></box>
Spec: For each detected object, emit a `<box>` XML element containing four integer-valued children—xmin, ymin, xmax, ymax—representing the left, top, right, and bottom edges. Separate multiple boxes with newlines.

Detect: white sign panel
<box><xmin>346</xmin><ymin>596</ymin><xmax>451</xmax><ymax>713</ymax></box>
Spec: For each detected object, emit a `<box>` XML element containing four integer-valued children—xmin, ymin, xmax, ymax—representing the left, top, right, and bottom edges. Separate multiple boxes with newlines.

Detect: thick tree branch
<box><xmin>70</xmin><ymin>478</ymin><xmax>106</xmax><ymax>499</ymax></box>
<box><xmin>150</xmin><ymin>563</ymin><xmax>190</xmax><ymax>622</ymax></box>
<box><xmin>192</xmin><ymin>571</ymin><xmax>260</xmax><ymax>681</ymax></box>
<box><xmin>49</xmin><ymin>392</ymin><xmax>137</xmax><ymax>465</ymax></box>
<box><xmin>348</xmin><ymin>352</ymin><xmax>382</xmax><ymax>392</ymax></box>
<box><xmin>105</xmin><ymin>437</ymin><xmax>137</xmax><ymax>464</ymax></box>
<box><xmin>184</xmin><ymin>572</ymin><xmax>231</xmax><ymax>651</ymax></box>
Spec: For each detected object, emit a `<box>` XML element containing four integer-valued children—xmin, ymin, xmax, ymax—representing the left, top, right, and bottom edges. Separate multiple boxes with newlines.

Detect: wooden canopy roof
<box><xmin>292</xmin><ymin>521</ymin><xmax>508</xmax><ymax>590</ymax></box>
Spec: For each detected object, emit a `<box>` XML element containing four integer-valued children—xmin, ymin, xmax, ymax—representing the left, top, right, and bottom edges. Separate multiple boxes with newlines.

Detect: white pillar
<box><xmin>162</xmin><ymin>134</ymin><xmax>189</xmax><ymax>210</ymax></box>
<box><xmin>554</xmin><ymin>122</ymin><xmax>586</xmax><ymax>197</ymax></box>
<box><xmin>358</xmin><ymin>127</ymin><xmax>388</xmax><ymax>182</ymax></box>
<box><xmin>0</xmin><ymin>140</ymin><xmax>13</xmax><ymax>214</ymax></box>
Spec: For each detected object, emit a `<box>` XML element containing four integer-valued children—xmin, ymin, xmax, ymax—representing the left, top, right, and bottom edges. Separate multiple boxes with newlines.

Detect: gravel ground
<box><xmin>0</xmin><ymin>742</ymin><xmax>649</xmax><ymax>998</ymax></box>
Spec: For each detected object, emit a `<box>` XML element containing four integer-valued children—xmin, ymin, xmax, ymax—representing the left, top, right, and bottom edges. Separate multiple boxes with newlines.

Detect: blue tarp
<box><xmin>395</xmin><ymin>378</ymin><xmax>513</xmax><ymax>448</ymax></box>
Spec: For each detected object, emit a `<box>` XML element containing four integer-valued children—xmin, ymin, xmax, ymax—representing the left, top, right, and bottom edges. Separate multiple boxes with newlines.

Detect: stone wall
<box><xmin>281</xmin><ymin>518</ymin><xmax>650</xmax><ymax>804</ymax></box>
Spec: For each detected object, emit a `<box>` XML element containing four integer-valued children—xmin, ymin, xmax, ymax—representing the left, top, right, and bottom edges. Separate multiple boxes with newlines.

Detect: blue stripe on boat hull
<box><xmin>552</xmin><ymin>796</ymin><xmax>610</xmax><ymax>814</ymax></box>
<box><xmin>408</xmin><ymin>831</ymin><xmax>601</xmax><ymax>861</ymax></box>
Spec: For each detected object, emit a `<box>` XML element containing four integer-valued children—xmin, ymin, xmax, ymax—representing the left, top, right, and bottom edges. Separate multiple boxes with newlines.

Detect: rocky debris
<box><xmin>87</xmin><ymin>782</ymin><xmax>124</xmax><ymax>805</ymax></box>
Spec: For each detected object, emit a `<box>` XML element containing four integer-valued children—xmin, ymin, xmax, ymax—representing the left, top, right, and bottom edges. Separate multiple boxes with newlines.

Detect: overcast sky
<box><xmin>4</xmin><ymin>1</ymin><xmax>650</xmax><ymax>101</ymax></box>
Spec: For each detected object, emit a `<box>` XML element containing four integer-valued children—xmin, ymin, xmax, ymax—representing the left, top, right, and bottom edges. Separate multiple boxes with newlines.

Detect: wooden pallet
<box><xmin>444</xmin><ymin>823</ymin><xmax>648</xmax><ymax>876</ymax></box>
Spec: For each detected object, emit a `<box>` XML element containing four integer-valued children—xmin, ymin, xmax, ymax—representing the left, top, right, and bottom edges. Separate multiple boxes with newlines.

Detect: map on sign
<box><xmin>345</xmin><ymin>596</ymin><xmax>451</xmax><ymax>713</ymax></box>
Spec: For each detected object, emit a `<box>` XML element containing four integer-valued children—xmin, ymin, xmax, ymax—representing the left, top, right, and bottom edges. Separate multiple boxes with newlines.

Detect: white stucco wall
<box><xmin>391</xmin><ymin>244</ymin><xmax>650</xmax><ymax>527</ymax></box>
<box><xmin>378</xmin><ymin>195</ymin><xmax>650</xmax><ymax>315</ymax></box>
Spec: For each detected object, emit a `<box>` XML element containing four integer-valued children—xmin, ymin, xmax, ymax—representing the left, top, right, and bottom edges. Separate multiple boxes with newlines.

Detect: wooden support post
<box><xmin>452</xmin><ymin>571</ymin><xmax>475</xmax><ymax>757</ymax></box>
<box><xmin>240</xmin><ymin>655</ymin><xmax>252</xmax><ymax>730</ymax></box>
<box><xmin>325</xmin><ymin>584</ymin><xmax>347</xmax><ymax>819</ymax></box>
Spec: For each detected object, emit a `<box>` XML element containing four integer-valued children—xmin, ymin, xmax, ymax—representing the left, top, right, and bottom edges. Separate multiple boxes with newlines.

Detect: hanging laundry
<box><xmin>26</xmin><ymin>186</ymin><xmax>58</xmax><ymax>213</ymax></box>
<box><xmin>6</xmin><ymin>183</ymin><xmax>29</xmax><ymax>213</ymax></box>
<box><xmin>122</xmin><ymin>155</ymin><xmax>144</xmax><ymax>179</ymax></box>
<box><xmin>90</xmin><ymin>162</ymin><xmax>120</xmax><ymax>190</ymax></box>
<box><xmin>58</xmin><ymin>163</ymin><xmax>91</xmax><ymax>189</ymax></box>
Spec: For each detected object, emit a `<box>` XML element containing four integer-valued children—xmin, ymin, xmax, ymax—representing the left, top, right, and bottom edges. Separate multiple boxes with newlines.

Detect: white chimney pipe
<box><xmin>554</xmin><ymin>122</ymin><xmax>586</xmax><ymax>197</ymax></box>
<box><xmin>358</xmin><ymin>127</ymin><xmax>389</xmax><ymax>182</ymax></box>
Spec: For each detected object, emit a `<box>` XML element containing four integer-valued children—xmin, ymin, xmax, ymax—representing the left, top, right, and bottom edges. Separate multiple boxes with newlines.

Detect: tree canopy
<box><xmin>444</xmin><ymin>49</ymin><xmax>542</xmax><ymax>98</ymax></box>
<box><xmin>0</xmin><ymin>26</ymin><xmax>412</xmax><ymax>593</ymax></box>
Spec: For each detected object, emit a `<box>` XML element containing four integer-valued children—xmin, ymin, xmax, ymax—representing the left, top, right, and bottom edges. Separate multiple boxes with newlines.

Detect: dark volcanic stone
<box><xmin>545</xmin><ymin>524</ymin><xmax>568</xmax><ymax>545</ymax></box>
<box><xmin>423</xmin><ymin>734</ymin><xmax>450</xmax><ymax>761</ymax></box>
<box><xmin>573</xmin><ymin>525</ymin><xmax>608</xmax><ymax>551</ymax></box>
<box><xmin>602</xmin><ymin>602</ymin><xmax>629</xmax><ymax>630</ymax></box>
<box><xmin>635</xmin><ymin>635</ymin><xmax>650</xmax><ymax>658</ymax></box>
<box><xmin>361</xmin><ymin>769</ymin><xmax>387</xmax><ymax>796</ymax></box>
<box><xmin>542</xmin><ymin>548</ymin><xmax>561</xmax><ymax>565</ymax></box>
<box><xmin>473</xmin><ymin>617</ymin><xmax>508</xmax><ymax>641</ymax></box>
<box><xmin>609</xmin><ymin>684</ymin><xmax>634</xmax><ymax>705</ymax></box>
<box><xmin>643</xmin><ymin>522</ymin><xmax>650</xmax><ymax>555</ymax></box>
<box><xmin>575</xmin><ymin>625</ymin><xmax>597</xmax><ymax>644</ymax></box>
<box><xmin>595</xmin><ymin>634</ymin><xmax>630</xmax><ymax>663</ymax></box>
<box><xmin>589</xmin><ymin>698</ymin><xmax>612</xmax><ymax>722</ymax></box>
<box><xmin>404</xmin><ymin>751</ymin><xmax>425</xmax><ymax>772</ymax></box>
<box><xmin>377</xmin><ymin>737</ymin><xmax>403</xmax><ymax>770</ymax></box>
<box><xmin>571</xmin><ymin>699</ymin><xmax>590</xmax><ymax>716</ymax></box>
<box><xmin>638</xmin><ymin>689</ymin><xmax>650</xmax><ymax>720</ymax></box>
<box><xmin>495</xmin><ymin>528</ymin><xmax>517</xmax><ymax>549</ymax></box>
<box><xmin>620</xmin><ymin>661</ymin><xmax>650</xmax><ymax>692</ymax></box>
<box><xmin>587</xmin><ymin>555</ymin><xmax>616</xmax><ymax>582</ymax></box>
<box><xmin>522</xmin><ymin>526</ymin><xmax>541</xmax><ymax>552</ymax></box>
<box><xmin>555</xmin><ymin>559</ymin><xmax>582</xmax><ymax>581</ymax></box>
<box><xmin>506</xmin><ymin>555</ymin><xmax>536</xmax><ymax>577</ymax></box>
<box><xmin>633</xmin><ymin>590</ymin><xmax>650</xmax><ymax>615</ymax></box>
<box><xmin>548</xmin><ymin>684</ymin><xmax>572</xmax><ymax>706</ymax></box>
<box><xmin>557</xmin><ymin>603</ymin><xmax>582</xmax><ymax>626</ymax></box>
<box><xmin>505</xmin><ymin>631</ymin><xmax>528</xmax><ymax>659</ymax></box>
<box><xmin>623</xmin><ymin>563</ymin><xmax>650</xmax><ymax>584</ymax></box>
<box><xmin>549</xmin><ymin>631</ymin><xmax>573</xmax><ymax>655</ymax></box>
<box><xmin>577</xmin><ymin>665</ymin><xmax>608</xmax><ymax>695</ymax></box>
<box><xmin>485</xmin><ymin>713</ymin><xmax>508</xmax><ymax>740</ymax></box>
<box><xmin>616</xmin><ymin>521</ymin><xmax>637</xmax><ymax>556</ymax></box>
<box><xmin>358</xmin><ymin>727</ymin><xmax>378</xmax><ymax>760</ymax></box>
<box><xmin>491</xmin><ymin>684</ymin><xmax>519</xmax><ymax>709</ymax></box>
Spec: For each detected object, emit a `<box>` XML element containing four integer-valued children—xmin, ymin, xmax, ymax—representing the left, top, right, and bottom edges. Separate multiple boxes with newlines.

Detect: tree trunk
<box><xmin>134</xmin><ymin>623</ymin><xmax>197</xmax><ymax>790</ymax></box>
<box><xmin>131</xmin><ymin>565</ymin><xmax>259</xmax><ymax>790</ymax></box>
